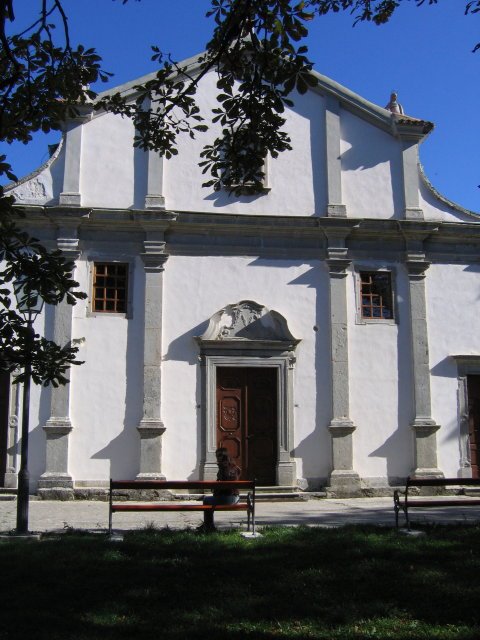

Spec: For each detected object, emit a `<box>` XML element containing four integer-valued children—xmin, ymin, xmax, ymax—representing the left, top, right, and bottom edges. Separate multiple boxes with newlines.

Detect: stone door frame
<box><xmin>199</xmin><ymin>350</ymin><xmax>297</xmax><ymax>486</ymax></box>
<box><xmin>196</xmin><ymin>300</ymin><xmax>300</xmax><ymax>486</ymax></box>
<box><xmin>452</xmin><ymin>355</ymin><xmax>480</xmax><ymax>478</ymax></box>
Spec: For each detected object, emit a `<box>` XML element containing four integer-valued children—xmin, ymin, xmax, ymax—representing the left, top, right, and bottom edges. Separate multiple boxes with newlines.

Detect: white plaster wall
<box><xmin>420</xmin><ymin>176</ymin><xmax>480</xmax><ymax>223</ymax></box>
<box><xmin>165</xmin><ymin>73</ymin><xmax>327</xmax><ymax>216</ymax></box>
<box><xmin>81</xmin><ymin>112</ymin><xmax>142</xmax><ymax>209</ymax></box>
<box><xmin>348</xmin><ymin>263</ymin><xmax>413</xmax><ymax>481</ymax></box>
<box><xmin>341</xmin><ymin>110</ymin><xmax>403</xmax><ymax>219</ymax></box>
<box><xmin>161</xmin><ymin>255</ymin><xmax>331</xmax><ymax>483</ymax></box>
<box><xmin>67</xmin><ymin>250</ymin><xmax>145</xmax><ymax>482</ymax></box>
<box><xmin>427</xmin><ymin>263</ymin><xmax>480</xmax><ymax>476</ymax></box>
<box><xmin>68</xmin><ymin>70</ymin><xmax>328</xmax><ymax>215</ymax></box>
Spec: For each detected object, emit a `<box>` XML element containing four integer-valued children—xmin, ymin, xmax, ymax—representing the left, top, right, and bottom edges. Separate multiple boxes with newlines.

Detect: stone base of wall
<box><xmin>27</xmin><ymin>476</ymin><xmax>415</xmax><ymax>500</ymax></box>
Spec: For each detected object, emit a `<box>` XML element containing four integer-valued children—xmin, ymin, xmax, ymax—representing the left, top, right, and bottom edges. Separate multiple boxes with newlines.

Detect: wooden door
<box><xmin>0</xmin><ymin>371</ymin><xmax>10</xmax><ymax>486</ymax></box>
<box><xmin>468</xmin><ymin>376</ymin><xmax>480</xmax><ymax>478</ymax></box>
<box><xmin>216</xmin><ymin>367</ymin><xmax>277</xmax><ymax>485</ymax></box>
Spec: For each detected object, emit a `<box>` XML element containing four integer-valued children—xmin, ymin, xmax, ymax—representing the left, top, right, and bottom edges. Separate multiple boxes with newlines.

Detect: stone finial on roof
<box><xmin>385</xmin><ymin>91</ymin><xmax>404</xmax><ymax>115</ymax></box>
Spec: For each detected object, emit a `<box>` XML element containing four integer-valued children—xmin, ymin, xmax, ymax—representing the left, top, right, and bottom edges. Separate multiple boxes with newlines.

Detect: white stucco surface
<box><xmin>341</xmin><ymin>110</ymin><xmax>403</xmax><ymax>219</ymax></box>
<box><xmin>81</xmin><ymin>113</ymin><xmax>141</xmax><ymax>209</ymax></box>
<box><xmin>427</xmin><ymin>263</ymin><xmax>480</xmax><ymax>476</ymax></box>
<box><xmin>347</xmin><ymin>263</ymin><xmax>413</xmax><ymax>481</ymax></box>
<box><xmin>7</xmin><ymin>61</ymin><xmax>480</xmax><ymax>495</ymax></box>
<box><xmin>66</xmin><ymin>251</ymin><xmax>145</xmax><ymax>483</ymax></box>
<box><xmin>161</xmin><ymin>255</ymin><xmax>327</xmax><ymax>481</ymax></box>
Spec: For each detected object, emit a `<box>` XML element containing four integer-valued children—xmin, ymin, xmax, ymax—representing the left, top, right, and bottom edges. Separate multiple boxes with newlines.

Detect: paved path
<box><xmin>1</xmin><ymin>496</ymin><xmax>480</xmax><ymax>533</ymax></box>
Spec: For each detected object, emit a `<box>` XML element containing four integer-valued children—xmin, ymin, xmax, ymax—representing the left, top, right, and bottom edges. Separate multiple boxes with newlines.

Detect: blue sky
<box><xmin>4</xmin><ymin>0</ymin><xmax>479</xmax><ymax>212</ymax></box>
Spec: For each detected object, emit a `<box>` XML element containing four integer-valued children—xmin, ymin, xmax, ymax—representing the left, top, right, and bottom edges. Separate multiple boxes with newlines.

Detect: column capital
<box><xmin>405</xmin><ymin>258</ymin><xmax>430</xmax><ymax>279</ymax></box>
<box><xmin>56</xmin><ymin>229</ymin><xmax>81</xmax><ymax>261</ymax></box>
<box><xmin>326</xmin><ymin>257</ymin><xmax>351</xmax><ymax>277</ymax></box>
<box><xmin>141</xmin><ymin>234</ymin><xmax>169</xmax><ymax>269</ymax></box>
<box><xmin>319</xmin><ymin>220</ymin><xmax>359</xmax><ymax>247</ymax></box>
<box><xmin>141</xmin><ymin>250</ymin><xmax>169</xmax><ymax>272</ymax></box>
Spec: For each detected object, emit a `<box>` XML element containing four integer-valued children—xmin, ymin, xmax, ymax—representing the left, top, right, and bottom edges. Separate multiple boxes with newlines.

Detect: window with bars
<box><xmin>360</xmin><ymin>271</ymin><xmax>393</xmax><ymax>320</ymax></box>
<box><xmin>92</xmin><ymin>263</ymin><xmax>128</xmax><ymax>313</ymax></box>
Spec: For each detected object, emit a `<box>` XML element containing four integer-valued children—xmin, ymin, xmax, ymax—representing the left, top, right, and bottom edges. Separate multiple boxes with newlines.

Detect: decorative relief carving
<box><xmin>200</xmin><ymin>300</ymin><xmax>298</xmax><ymax>343</ymax></box>
<box><xmin>13</xmin><ymin>178</ymin><xmax>48</xmax><ymax>203</ymax></box>
<box><xmin>222</xmin><ymin>404</ymin><xmax>238</xmax><ymax>425</ymax></box>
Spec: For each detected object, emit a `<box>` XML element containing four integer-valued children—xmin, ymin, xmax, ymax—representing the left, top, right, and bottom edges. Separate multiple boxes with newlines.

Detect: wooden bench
<box><xmin>394</xmin><ymin>476</ymin><xmax>480</xmax><ymax>529</ymax></box>
<box><xmin>109</xmin><ymin>479</ymin><xmax>256</xmax><ymax>534</ymax></box>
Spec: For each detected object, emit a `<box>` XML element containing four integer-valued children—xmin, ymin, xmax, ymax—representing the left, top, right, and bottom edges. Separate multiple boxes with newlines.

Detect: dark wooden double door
<box><xmin>468</xmin><ymin>376</ymin><xmax>480</xmax><ymax>478</ymax></box>
<box><xmin>216</xmin><ymin>367</ymin><xmax>277</xmax><ymax>485</ymax></box>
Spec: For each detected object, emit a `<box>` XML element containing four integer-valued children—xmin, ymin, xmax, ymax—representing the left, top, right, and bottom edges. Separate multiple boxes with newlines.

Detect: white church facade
<box><xmin>3</xmin><ymin>55</ymin><xmax>480</xmax><ymax>498</ymax></box>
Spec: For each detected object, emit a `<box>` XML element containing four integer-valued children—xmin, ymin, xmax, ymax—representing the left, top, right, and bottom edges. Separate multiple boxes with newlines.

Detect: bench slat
<box><xmin>394</xmin><ymin>476</ymin><xmax>480</xmax><ymax>529</ymax></box>
<box><xmin>111</xmin><ymin>480</ymin><xmax>254</xmax><ymax>491</ymax></box>
<box><xmin>111</xmin><ymin>503</ymin><xmax>250</xmax><ymax>513</ymax></box>
<box><xmin>404</xmin><ymin>499</ymin><xmax>480</xmax><ymax>508</ymax></box>
<box><xmin>406</xmin><ymin>477</ymin><xmax>480</xmax><ymax>487</ymax></box>
<box><xmin>108</xmin><ymin>478</ymin><xmax>256</xmax><ymax>534</ymax></box>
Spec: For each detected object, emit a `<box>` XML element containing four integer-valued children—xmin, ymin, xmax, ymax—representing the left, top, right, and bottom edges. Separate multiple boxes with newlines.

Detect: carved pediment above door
<box><xmin>197</xmin><ymin>300</ymin><xmax>300</xmax><ymax>349</ymax></box>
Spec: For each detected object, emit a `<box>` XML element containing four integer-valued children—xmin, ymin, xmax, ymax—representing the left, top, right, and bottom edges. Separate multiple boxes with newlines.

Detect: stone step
<box><xmin>0</xmin><ymin>488</ymin><xmax>17</xmax><ymax>501</ymax></box>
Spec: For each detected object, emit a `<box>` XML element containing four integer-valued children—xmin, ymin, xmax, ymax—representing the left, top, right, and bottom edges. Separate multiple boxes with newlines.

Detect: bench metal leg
<box><xmin>108</xmin><ymin>479</ymin><xmax>113</xmax><ymax>535</ymax></box>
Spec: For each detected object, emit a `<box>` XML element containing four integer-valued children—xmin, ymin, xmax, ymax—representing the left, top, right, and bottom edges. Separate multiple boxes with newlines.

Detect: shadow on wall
<box><xmin>202</xmin><ymin>91</ymin><xmax>327</xmax><ymax>215</ymax></box>
<box><xmin>92</xmin><ymin>274</ymin><xmax>145</xmax><ymax>480</ymax></box>
<box><xmin>133</xmin><ymin>145</ymin><xmax>149</xmax><ymax>210</ymax></box>
<box><xmin>92</xmin><ymin>427</ymin><xmax>139</xmax><ymax>480</ymax></box>
<box><xmin>287</xmin><ymin>263</ymin><xmax>332</xmax><ymax>489</ymax></box>
<box><xmin>367</xmin><ymin>271</ymin><xmax>414</xmax><ymax>481</ymax></box>
<box><xmin>340</xmin><ymin>114</ymin><xmax>403</xmax><ymax>219</ymax></box>
<box><xmin>163</xmin><ymin>321</ymin><xmax>208</xmax><ymax>364</ymax></box>
<box><xmin>431</xmin><ymin>356</ymin><xmax>465</xmax><ymax>474</ymax></box>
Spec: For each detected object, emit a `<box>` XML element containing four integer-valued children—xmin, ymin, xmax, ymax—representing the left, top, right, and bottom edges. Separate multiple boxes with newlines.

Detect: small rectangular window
<box><xmin>93</xmin><ymin>263</ymin><xmax>128</xmax><ymax>314</ymax></box>
<box><xmin>360</xmin><ymin>271</ymin><xmax>393</xmax><ymax>320</ymax></box>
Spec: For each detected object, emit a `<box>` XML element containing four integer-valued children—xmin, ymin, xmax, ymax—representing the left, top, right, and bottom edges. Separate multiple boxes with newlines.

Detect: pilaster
<box><xmin>136</xmin><ymin>231</ymin><xmax>169</xmax><ymax>480</ymax></box>
<box><xmin>58</xmin><ymin>106</ymin><xmax>92</xmax><ymax>207</ymax></box>
<box><xmin>145</xmin><ymin>151</ymin><xmax>166</xmax><ymax>210</ymax></box>
<box><xmin>322</xmin><ymin>223</ymin><xmax>360</xmax><ymax>495</ymax></box>
<box><xmin>38</xmin><ymin>226</ymin><xmax>80</xmax><ymax>499</ymax></box>
<box><xmin>393</xmin><ymin>119</ymin><xmax>430</xmax><ymax>221</ymax></box>
<box><xmin>4</xmin><ymin>381</ymin><xmax>20</xmax><ymax>488</ymax></box>
<box><xmin>401</xmin><ymin>223</ymin><xmax>443</xmax><ymax>478</ymax></box>
<box><xmin>325</xmin><ymin>96</ymin><xmax>347</xmax><ymax>218</ymax></box>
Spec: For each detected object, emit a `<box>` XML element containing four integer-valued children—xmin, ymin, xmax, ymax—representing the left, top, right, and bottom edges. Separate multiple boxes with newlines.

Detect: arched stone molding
<box><xmin>195</xmin><ymin>301</ymin><xmax>300</xmax><ymax>486</ymax></box>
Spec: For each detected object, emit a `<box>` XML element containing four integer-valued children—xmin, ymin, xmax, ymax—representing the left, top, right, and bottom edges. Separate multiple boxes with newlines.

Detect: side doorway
<box><xmin>467</xmin><ymin>375</ymin><xmax>480</xmax><ymax>478</ymax></box>
<box><xmin>216</xmin><ymin>367</ymin><xmax>277</xmax><ymax>485</ymax></box>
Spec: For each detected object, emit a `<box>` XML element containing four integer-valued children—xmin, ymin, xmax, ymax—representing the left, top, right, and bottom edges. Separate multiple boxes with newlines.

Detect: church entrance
<box><xmin>0</xmin><ymin>371</ymin><xmax>10</xmax><ymax>486</ymax></box>
<box><xmin>216</xmin><ymin>367</ymin><xmax>277</xmax><ymax>485</ymax></box>
<box><xmin>468</xmin><ymin>376</ymin><xmax>480</xmax><ymax>478</ymax></box>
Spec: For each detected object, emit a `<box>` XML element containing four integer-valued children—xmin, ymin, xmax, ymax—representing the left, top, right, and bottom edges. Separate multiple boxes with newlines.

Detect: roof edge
<box><xmin>3</xmin><ymin>135</ymin><xmax>64</xmax><ymax>193</ymax></box>
<box><xmin>419</xmin><ymin>163</ymin><xmax>480</xmax><ymax>220</ymax></box>
<box><xmin>96</xmin><ymin>51</ymin><xmax>433</xmax><ymax>139</ymax></box>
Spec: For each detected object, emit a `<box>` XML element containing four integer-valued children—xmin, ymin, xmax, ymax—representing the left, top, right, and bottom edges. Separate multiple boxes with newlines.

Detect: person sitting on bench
<box><xmin>201</xmin><ymin>448</ymin><xmax>240</xmax><ymax>531</ymax></box>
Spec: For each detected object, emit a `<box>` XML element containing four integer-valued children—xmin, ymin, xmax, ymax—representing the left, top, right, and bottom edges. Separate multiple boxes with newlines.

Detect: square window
<box><xmin>359</xmin><ymin>271</ymin><xmax>394</xmax><ymax>320</ymax></box>
<box><xmin>92</xmin><ymin>263</ymin><xmax>128</xmax><ymax>314</ymax></box>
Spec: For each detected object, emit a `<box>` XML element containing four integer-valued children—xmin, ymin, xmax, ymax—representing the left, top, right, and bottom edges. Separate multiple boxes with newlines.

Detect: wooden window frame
<box><xmin>91</xmin><ymin>262</ymin><xmax>129</xmax><ymax>315</ymax></box>
<box><xmin>355</xmin><ymin>269</ymin><xmax>396</xmax><ymax>324</ymax></box>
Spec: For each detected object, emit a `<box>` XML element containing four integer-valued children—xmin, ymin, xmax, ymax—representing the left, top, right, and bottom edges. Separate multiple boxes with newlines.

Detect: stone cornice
<box><xmin>11</xmin><ymin>206</ymin><xmax>480</xmax><ymax>260</ymax></box>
